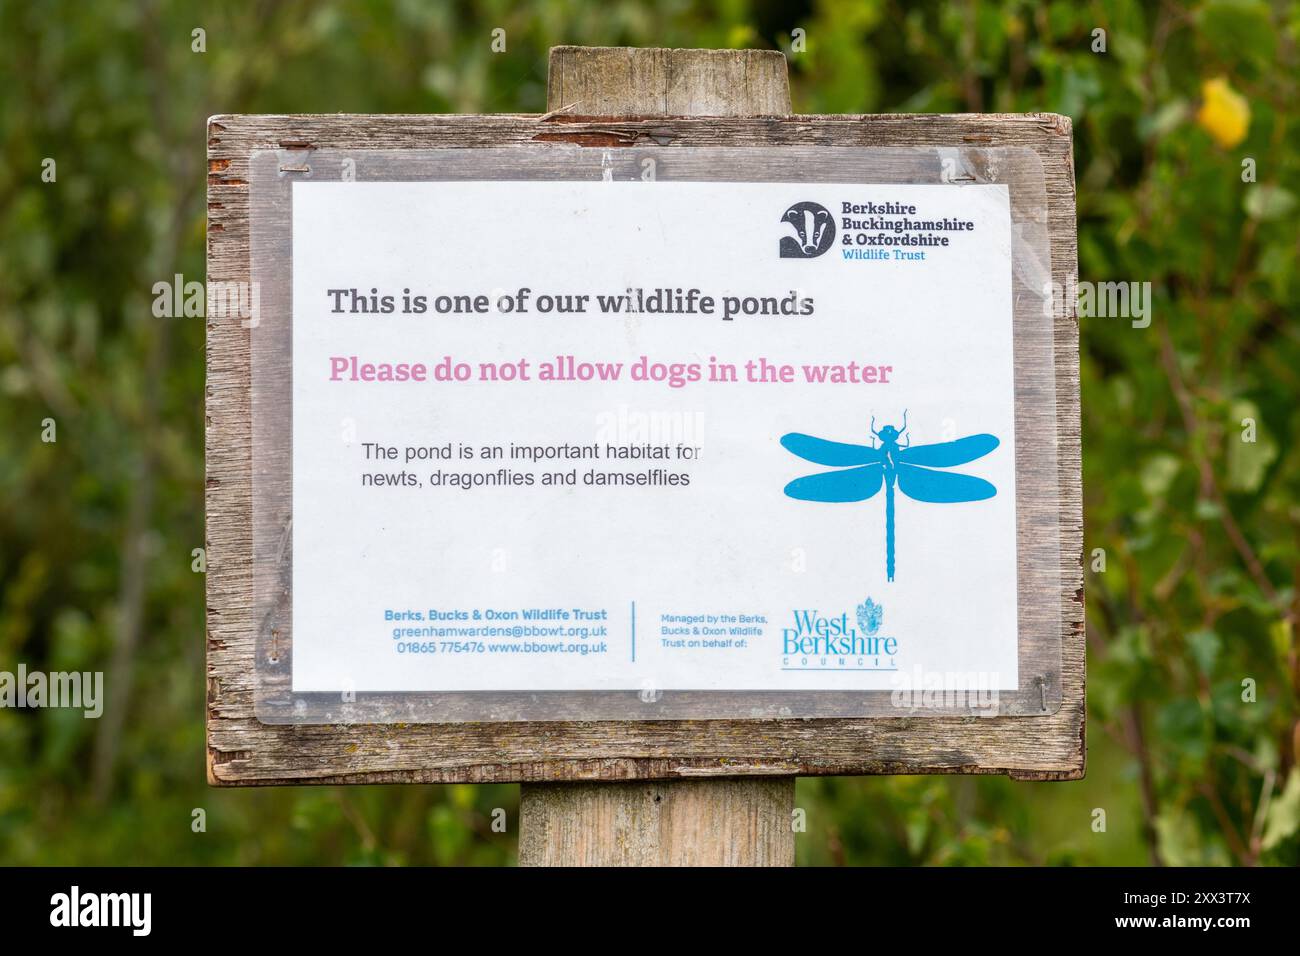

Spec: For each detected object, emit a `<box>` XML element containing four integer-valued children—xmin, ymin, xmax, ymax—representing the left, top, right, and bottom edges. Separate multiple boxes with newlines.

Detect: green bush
<box><xmin>0</xmin><ymin>0</ymin><xmax>1295</xmax><ymax>866</ymax></box>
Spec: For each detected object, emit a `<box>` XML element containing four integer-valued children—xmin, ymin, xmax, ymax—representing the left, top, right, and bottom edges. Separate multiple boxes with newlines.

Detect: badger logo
<box><xmin>780</xmin><ymin>201</ymin><xmax>835</xmax><ymax>258</ymax></box>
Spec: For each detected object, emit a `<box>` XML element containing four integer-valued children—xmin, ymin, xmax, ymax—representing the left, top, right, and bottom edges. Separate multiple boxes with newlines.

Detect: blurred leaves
<box><xmin>1261</xmin><ymin>769</ymin><xmax>1300</xmax><ymax>852</ymax></box>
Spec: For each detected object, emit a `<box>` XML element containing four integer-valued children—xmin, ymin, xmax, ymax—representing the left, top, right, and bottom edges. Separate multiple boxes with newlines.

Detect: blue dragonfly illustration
<box><xmin>780</xmin><ymin>412</ymin><xmax>999</xmax><ymax>582</ymax></box>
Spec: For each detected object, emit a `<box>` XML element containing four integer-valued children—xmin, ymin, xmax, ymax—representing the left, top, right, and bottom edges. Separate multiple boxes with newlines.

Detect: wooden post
<box><xmin>518</xmin><ymin>46</ymin><xmax>797</xmax><ymax>867</ymax></box>
<box><xmin>520</xmin><ymin>778</ymin><xmax>795</xmax><ymax>867</ymax></box>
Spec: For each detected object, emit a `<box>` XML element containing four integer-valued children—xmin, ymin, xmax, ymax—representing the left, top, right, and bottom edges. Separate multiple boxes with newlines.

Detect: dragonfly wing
<box><xmin>780</xmin><ymin>433</ymin><xmax>884</xmax><ymax>466</ymax></box>
<box><xmin>784</xmin><ymin>464</ymin><xmax>883</xmax><ymax>503</ymax></box>
<box><xmin>895</xmin><ymin>434</ymin><xmax>999</xmax><ymax>467</ymax></box>
<box><xmin>895</xmin><ymin>463</ymin><xmax>996</xmax><ymax>502</ymax></box>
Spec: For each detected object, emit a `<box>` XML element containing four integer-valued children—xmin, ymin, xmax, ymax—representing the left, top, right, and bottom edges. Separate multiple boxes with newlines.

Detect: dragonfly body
<box><xmin>780</xmin><ymin>414</ymin><xmax>998</xmax><ymax>582</ymax></box>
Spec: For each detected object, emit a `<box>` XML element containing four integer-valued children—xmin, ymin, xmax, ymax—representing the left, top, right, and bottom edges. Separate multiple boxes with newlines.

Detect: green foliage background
<box><xmin>1</xmin><ymin>0</ymin><xmax>1297</xmax><ymax>866</ymax></box>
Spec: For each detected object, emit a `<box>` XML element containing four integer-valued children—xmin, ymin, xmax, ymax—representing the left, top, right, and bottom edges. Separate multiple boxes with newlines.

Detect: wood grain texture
<box><xmin>523</xmin><ymin>47</ymin><xmax>793</xmax><ymax>868</ymax></box>
<box><xmin>519</xmin><ymin>778</ymin><xmax>795</xmax><ymax>866</ymax></box>
<box><xmin>206</xmin><ymin>113</ymin><xmax>1083</xmax><ymax>786</ymax></box>
<box><xmin>547</xmin><ymin>46</ymin><xmax>790</xmax><ymax>117</ymax></box>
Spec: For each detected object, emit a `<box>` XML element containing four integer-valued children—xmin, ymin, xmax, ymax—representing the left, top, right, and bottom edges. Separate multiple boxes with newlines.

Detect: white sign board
<box><xmin>288</xmin><ymin>180</ymin><xmax>1018</xmax><ymax>697</ymax></box>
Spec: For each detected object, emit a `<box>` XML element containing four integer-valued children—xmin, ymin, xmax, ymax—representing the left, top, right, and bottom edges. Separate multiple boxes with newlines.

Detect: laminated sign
<box><xmin>297</xmin><ymin>181</ymin><xmax>1020</xmax><ymax>698</ymax></box>
<box><xmin>208</xmin><ymin>114</ymin><xmax>1081</xmax><ymax>783</ymax></box>
<box><xmin>243</xmin><ymin>146</ymin><xmax>1063</xmax><ymax>724</ymax></box>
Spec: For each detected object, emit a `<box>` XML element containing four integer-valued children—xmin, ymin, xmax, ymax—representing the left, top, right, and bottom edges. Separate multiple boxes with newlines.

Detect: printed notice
<box><xmin>290</xmin><ymin>180</ymin><xmax>1019</xmax><ymax>694</ymax></box>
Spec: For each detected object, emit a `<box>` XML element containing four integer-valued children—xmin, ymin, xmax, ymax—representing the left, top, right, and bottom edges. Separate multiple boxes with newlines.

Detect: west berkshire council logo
<box><xmin>780</xmin><ymin>598</ymin><xmax>897</xmax><ymax>670</ymax></box>
<box><xmin>780</xmin><ymin>201</ymin><xmax>835</xmax><ymax>258</ymax></box>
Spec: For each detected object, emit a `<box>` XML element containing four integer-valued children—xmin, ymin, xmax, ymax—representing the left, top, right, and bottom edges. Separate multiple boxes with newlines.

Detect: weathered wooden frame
<box><xmin>207</xmin><ymin>112</ymin><xmax>1082</xmax><ymax>785</ymax></box>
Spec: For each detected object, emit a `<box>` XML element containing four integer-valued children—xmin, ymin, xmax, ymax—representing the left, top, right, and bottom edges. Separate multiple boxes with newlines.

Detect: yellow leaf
<box><xmin>1196</xmin><ymin>77</ymin><xmax>1250</xmax><ymax>148</ymax></box>
<box><xmin>726</xmin><ymin>25</ymin><xmax>758</xmax><ymax>49</ymax></box>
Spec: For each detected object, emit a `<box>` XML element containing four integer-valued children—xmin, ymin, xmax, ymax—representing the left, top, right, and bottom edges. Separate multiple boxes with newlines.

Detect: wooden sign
<box><xmin>206</xmin><ymin>47</ymin><xmax>1082</xmax><ymax>796</ymax></box>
